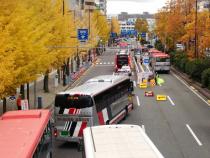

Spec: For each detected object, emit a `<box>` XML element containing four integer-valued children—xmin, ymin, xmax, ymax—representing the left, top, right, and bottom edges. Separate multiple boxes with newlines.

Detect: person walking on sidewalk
<box><xmin>16</xmin><ymin>94</ymin><xmax>22</xmax><ymax>110</ymax></box>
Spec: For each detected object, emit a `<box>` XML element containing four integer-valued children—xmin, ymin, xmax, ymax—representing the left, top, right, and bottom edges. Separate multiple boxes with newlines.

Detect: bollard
<box><xmin>37</xmin><ymin>96</ymin><xmax>42</xmax><ymax>109</ymax></box>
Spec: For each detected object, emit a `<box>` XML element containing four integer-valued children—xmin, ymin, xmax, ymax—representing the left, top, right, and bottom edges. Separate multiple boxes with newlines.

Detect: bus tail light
<box><xmin>54</xmin><ymin>128</ymin><xmax>58</xmax><ymax>137</ymax></box>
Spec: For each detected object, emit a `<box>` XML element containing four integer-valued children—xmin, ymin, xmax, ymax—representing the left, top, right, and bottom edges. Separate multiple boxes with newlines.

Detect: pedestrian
<box><xmin>140</xmin><ymin>58</ymin><xmax>143</xmax><ymax>65</ymax></box>
<box><xmin>155</xmin><ymin>72</ymin><xmax>159</xmax><ymax>85</ymax></box>
<box><xmin>16</xmin><ymin>94</ymin><xmax>22</xmax><ymax>110</ymax></box>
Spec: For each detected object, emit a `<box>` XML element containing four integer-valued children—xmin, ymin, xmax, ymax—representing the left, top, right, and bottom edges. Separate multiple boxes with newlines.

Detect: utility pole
<box><xmin>88</xmin><ymin>7</ymin><xmax>91</xmax><ymax>36</ymax></box>
<box><xmin>195</xmin><ymin>0</ymin><xmax>198</xmax><ymax>58</ymax></box>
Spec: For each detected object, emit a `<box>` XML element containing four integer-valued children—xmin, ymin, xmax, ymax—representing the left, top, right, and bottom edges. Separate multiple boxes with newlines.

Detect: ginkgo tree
<box><xmin>111</xmin><ymin>17</ymin><xmax>120</xmax><ymax>35</ymax></box>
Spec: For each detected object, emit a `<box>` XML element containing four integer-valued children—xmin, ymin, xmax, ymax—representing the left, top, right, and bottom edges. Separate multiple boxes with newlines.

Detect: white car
<box><xmin>116</xmin><ymin>65</ymin><xmax>132</xmax><ymax>76</ymax></box>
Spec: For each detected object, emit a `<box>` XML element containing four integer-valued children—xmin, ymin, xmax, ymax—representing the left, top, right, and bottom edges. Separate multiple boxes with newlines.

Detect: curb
<box><xmin>171</xmin><ymin>67</ymin><xmax>210</xmax><ymax>100</ymax></box>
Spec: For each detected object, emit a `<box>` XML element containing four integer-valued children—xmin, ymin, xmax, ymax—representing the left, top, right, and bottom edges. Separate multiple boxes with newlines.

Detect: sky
<box><xmin>107</xmin><ymin>0</ymin><xmax>168</xmax><ymax>15</ymax></box>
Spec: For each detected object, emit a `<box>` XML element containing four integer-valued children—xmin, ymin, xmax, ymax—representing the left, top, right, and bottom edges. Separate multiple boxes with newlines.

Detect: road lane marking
<box><xmin>186</xmin><ymin>124</ymin><xmax>203</xmax><ymax>146</ymax></box>
<box><xmin>108</xmin><ymin>62</ymin><xmax>110</xmax><ymax>64</ymax></box>
<box><xmin>104</xmin><ymin>62</ymin><xmax>106</xmax><ymax>64</ymax></box>
<box><xmin>100</xmin><ymin>62</ymin><xmax>102</xmax><ymax>64</ymax></box>
<box><xmin>111</xmin><ymin>62</ymin><xmax>114</xmax><ymax>64</ymax></box>
<box><xmin>172</xmin><ymin>73</ymin><xmax>210</xmax><ymax>106</ymax></box>
<box><xmin>167</xmin><ymin>96</ymin><xmax>175</xmax><ymax>106</ymax></box>
<box><xmin>136</xmin><ymin>96</ymin><xmax>140</xmax><ymax>106</ymax></box>
<box><xmin>142</xmin><ymin>125</ymin><xmax>145</xmax><ymax>132</ymax></box>
<box><xmin>133</xmin><ymin>57</ymin><xmax>140</xmax><ymax>73</ymax></box>
<box><xmin>133</xmin><ymin>81</ymin><xmax>136</xmax><ymax>87</ymax></box>
<box><xmin>146</xmin><ymin>65</ymin><xmax>151</xmax><ymax>72</ymax></box>
<box><xmin>138</xmin><ymin>63</ymin><xmax>144</xmax><ymax>72</ymax></box>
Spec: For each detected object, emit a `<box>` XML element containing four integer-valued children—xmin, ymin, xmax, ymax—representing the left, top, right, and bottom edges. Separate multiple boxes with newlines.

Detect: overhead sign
<box><xmin>141</xmin><ymin>32</ymin><xmax>146</xmax><ymax>38</ymax></box>
<box><xmin>77</xmin><ymin>29</ymin><xmax>88</xmax><ymax>41</ymax></box>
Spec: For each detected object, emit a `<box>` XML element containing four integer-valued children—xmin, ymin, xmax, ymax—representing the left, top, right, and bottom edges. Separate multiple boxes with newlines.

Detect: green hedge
<box><xmin>201</xmin><ymin>68</ymin><xmax>210</xmax><ymax>89</ymax></box>
<box><xmin>170</xmin><ymin>51</ymin><xmax>210</xmax><ymax>88</ymax></box>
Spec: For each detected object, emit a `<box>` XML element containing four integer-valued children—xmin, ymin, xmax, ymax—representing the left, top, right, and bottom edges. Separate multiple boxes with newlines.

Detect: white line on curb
<box><xmin>167</xmin><ymin>96</ymin><xmax>175</xmax><ymax>106</ymax></box>
<box><xmin>136</xmin><ymin>96</ymin><xmax>140</xmax><ymax>106</ymax></box>
<box><xmin>133</xmin><ymin>81</ymin><xmax>136</xmax><ymax>87</ymax></box>
<box><xmin>186</xmin><ymin>124</ymin><xmax>203</xmax><ymax>146</ymax></box>
<box><xmin>173</xmin><ymin>73</ymin><xmax>210</xmax><ymax>106</ymax></box>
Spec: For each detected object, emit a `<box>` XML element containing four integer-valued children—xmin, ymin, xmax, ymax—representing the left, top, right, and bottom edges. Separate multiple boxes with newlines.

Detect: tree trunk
<box><xmin>20</xmin><ymin>84</ymin><xmax>25</xmax><ymax>99</ymax></box>
<box><xmin>43</xmin><ymin>70</ymin><xmax>49</xmax><ymax>92</ymax></box>
<box><xmin>62</xmin><ymin>64</ymin><xmax>66</xmax><ymax>86</ymax></box>
<box><xmin>66</xmin><ymin>58</ymin><xmax>70</xmax><ymax>76</ymax></box>
<box><xmin>34</xmin><ymin>80</ymin><xmax>37</xmax><ymax>108</ymax></box>
<box><xmin>57</xmin><ymin>69</ymin><xmax>61</xmax><ymax>84</ymax></box>
<box><xmin>3</xmin><ymin>97</ymin><xmax>6</xmax><ymax>113</ymax></box>
<box><xmin>27</xmin><ymin>83</ymin><xmax>30</xmax><ymax>109</ymax></box>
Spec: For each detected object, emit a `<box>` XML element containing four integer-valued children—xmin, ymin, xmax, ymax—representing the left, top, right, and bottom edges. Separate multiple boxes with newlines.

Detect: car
<box><xmin>176</xmin><ymin>44</ymin><xmax>185</xmax><ymax>51</ymax></box>
<box><xmin>116</xmin><ymin>65</ymin><xmax>132</xmax><ymax>76</ymax></box>
<box><xmin>144</xmin><ymin>91</ymin><xmax>154</xmax><ymax>97</ymax></box>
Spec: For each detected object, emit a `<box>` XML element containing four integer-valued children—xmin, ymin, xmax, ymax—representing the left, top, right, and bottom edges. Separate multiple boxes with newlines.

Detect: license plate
<box><xmin>60</xmin><ymin>131</ymin><xmax>69</xmax><ymax>136</ymax></box>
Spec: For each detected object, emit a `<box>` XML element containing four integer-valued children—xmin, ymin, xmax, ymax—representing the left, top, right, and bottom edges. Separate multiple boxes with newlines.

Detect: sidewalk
<box><xmin>0</xmin><ymin>61</ymin><xmax>94</xmax><ymax>115</ymax></box>
<box><xmin>171</xmin><ymin>67</ymin><xmax>210</xmax><ymax>100</ymax></box>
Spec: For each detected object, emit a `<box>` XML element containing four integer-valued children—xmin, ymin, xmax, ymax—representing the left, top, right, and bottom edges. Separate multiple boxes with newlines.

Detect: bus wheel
<box><xmin>106</xmin><ymin>120</ymin><xmax>110</xmax><ymax>125</ymax></box>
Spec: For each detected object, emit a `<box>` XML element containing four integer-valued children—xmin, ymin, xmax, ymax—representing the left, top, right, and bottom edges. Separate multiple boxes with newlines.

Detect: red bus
<box><xmin>150</xmin><ymin>52</ymin><xmax>170</xmax><ymax>73</ymax></box>
<box><xmin>0</xmin><ymin>110</ymin><xmax>52</xmax><ymax>158</ymax></box>
<box><xmin>115</xmin><ymin>49</ymin><xmax>132</xmax><ymax>72</ymax></box>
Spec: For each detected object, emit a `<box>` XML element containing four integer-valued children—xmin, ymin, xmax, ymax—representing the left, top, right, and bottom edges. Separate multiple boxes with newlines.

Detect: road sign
<box><xmin>141</xmin><ymin>32</ymin><xmax>146</xmax><ymax>38</ymax></box>
<box><xmin>156</xmin><ymin>95</ymin><xmax>167</xmax><ymax>101</ymax></box>
<box><xmin>143</xmin><ymin>56</ymin><xmax>149</xmax><ymax>65</ymax></box>
<box><xmin>77</xmin><ymin>29</ymin><xmax>88</xmax><ymax>41</ymax></box>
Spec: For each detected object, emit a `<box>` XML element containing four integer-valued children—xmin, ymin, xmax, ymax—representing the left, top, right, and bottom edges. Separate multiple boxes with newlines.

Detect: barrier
<box><xmin>139</xmin><ymin>83</ymin><xmax>147</xmax><ymax>89</ymax></box>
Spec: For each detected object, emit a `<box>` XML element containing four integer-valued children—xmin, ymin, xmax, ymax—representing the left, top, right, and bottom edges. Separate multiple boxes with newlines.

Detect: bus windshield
<box><xmin>55</xmin><ymin>94</ymin><xmax>93</xmax><ymax>110</ymax></box>
<box><xmin>156</xmin><ymin>57</ymin><xmax>170</xmax><ymax>62</ymax></box>
<box><xmin>117</xmin><ymin>55</ymin><xmax>128</xmax><ymax>67</ymax></box>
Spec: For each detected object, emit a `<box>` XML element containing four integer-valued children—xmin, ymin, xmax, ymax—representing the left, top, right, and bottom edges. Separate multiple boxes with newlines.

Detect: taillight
<box><xmin>54</xmin><ymin>128</ymin><xmax>58</xmax><ymax>137</ymax></box>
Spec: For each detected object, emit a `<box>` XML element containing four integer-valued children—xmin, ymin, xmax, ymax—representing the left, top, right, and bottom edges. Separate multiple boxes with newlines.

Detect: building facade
<box><xmin>198</xmin><ymin>0</ymin><xmax>210</xmax><ymax>12</ymax></box>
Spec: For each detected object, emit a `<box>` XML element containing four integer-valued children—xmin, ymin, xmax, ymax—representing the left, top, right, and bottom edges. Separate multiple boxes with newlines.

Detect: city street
<box><xmin>53</xmin><ymin>47</ymin><xmax>210</xmax><ymax>158</ymax></box>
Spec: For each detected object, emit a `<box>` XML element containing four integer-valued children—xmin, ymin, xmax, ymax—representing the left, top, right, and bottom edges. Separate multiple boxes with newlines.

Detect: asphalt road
<box><xmin>53</xmin><ymin>46</ymin><xmax>210</xmax><ymax>158</ymax></box>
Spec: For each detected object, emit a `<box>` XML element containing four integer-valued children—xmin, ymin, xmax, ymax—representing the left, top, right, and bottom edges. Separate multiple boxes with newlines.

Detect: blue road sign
<box><xmin>141</xmin><ymin>32</ymin><xmax>146</xmax><ymax>38</ymax></box>
<box><xmin>78</xmin><ymin>29</ymin><xmax>88</xmax><ymax>41</ymax></box>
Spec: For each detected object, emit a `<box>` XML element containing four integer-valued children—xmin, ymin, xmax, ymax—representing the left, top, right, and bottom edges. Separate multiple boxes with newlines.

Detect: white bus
<box><xmin>54</xmin><ymin>75</ymin><xmax>134</xmax><ymax>143</ymax></box>
<box><xmin>83</xmin><ymin>125</ymin><xmax>164</xmax><ymax>158</ymax></box>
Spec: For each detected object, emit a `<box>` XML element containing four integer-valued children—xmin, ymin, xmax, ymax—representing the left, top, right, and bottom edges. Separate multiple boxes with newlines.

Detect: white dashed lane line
<box><xmin>167</xmin><ymin>96</ymin><xmax>175</xmax><ymax>106</ymax></box>
<box><xmin>186</xmin><ymin>124</ymin><xmax>203</xmax><ymax>146</ymax></box>
<box><xmin>136</xmin><ymin>96</ymin><xmax>140</xmax><ymax>106</ymax></box>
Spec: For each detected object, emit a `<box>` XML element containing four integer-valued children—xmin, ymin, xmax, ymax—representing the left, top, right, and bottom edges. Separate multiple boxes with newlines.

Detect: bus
<box><xmin>115</xmin><ymin>49</ymin><xmax>132</xmax><ymax>72</ymax></box>
<box><xmin>83</xmin><ymin>125</ymin><xmax>164</xmax><ymax>158</ymax></box>
<box><xmin>54</xmin><ymin>75</ymin><xmax>134</xmax><ymax>143</ymax></box>
<box><xmin>0</xmin><ymin>109</ymin><xmax>52</xmax><ymax>158</ymax></box>
<box><xmin>150</xmin><ymin>52</ymin><xmax>170</xmax><ymax>73</ymax></box>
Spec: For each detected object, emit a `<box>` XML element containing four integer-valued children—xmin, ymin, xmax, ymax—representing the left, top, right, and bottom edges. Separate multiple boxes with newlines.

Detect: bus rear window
<box><xmin>156</xmin><ymin>57</ymin><xmax>170</xmax><ymax>62</ymax></box>
<box><xmin>117</xmin><ymin>55</ymin><xmax>128</xmax><ymax>66</ymax></box>
<box><xmin>55</xmin><ymin>94</ymin><xmax>93</xmax><ymax>109</ymax></box>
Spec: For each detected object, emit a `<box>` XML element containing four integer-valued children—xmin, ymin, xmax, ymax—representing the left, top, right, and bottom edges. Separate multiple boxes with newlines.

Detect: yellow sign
<box><xmin>139</xmin><ymin>83</ymin><xmax>147</xmax><ymax>88</ymax></box>
<box><xmin>208</xmin><ymin>100</ymin><xmax>210</xmax><ymax>104</ymax></box>
<box><xmin>156</xmin><ymin>95</ymin><xmax>167</xmax><ymax>101</ymax></box>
